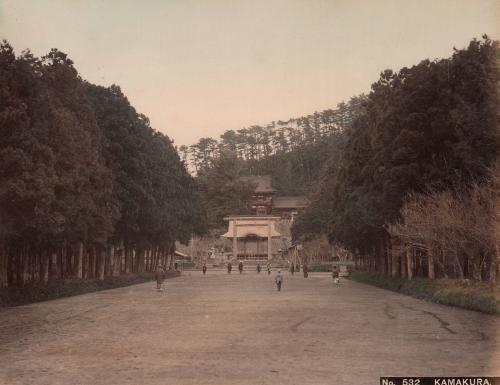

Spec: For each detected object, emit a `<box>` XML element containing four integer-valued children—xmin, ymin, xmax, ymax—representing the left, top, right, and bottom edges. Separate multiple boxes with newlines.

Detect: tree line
<box><xmin>182</xmin><ymin>96</ymin><xmax>367</xmax><ymax>232</ymax></box>
<box><xmin>293</xmin><ymin>36</ymin><xmax>500</xmax><ymax>283</ymax></box>
<box><xmin>184</xmin><ymin>98</ymin><xmax>367</xmax><ymax>233</ymax></box>
<box><xmin>0</xmin><ymin>41</ymin><xmax>203</xmax><ymax>287</ymax></box>
<box><xmin>180</xmin><ymin>96</ymin><xmax>366</xmax><ymax>193</ymax></box>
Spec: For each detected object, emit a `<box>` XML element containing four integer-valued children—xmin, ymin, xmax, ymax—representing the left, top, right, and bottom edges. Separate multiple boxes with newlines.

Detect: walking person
<box><xmin>332</xmin><ymin>264</ymin><xmax>340</xmax><ymax>284</ymax></box>
<box><xmin>290</xmin><ymin>263</ymin><xmax>295</xmax><ymax>275</ymax></box>
<box><xmin>238</xmin><ymin>261</ymin><xmax>244</xmax><ymax>274</ymax></box>
<box><xmin>256</xmin><ymin>263</ymin><xmax>261</xmax><ymax>273</ymax></box>
<box><xmin>267</xmin><ymin>263</ymin><xmax>272</xmax><ymax>275</ymax></box>
<box><xmin>275</xmin><ymin>270</ymin><xmax>283</xmax><ymax>291</ymax></box>
<box><xmin>227</xmin><ymin>262</ymin><xmax>232</xmax><ymax>274</ymax></box>
<box><xmin>202</xmin><ymin>263</ymin><xmax>207</xmax><ymax>275</ymax></box>
<box><xmin>303</xmin><ymin>263</ymin><xmax>309</xmax><ymax>278</ymax></box>
<box><xmin>155</xmin><ymin>265</ymin><xmax>166</xmax><ymax>291</ymax></box>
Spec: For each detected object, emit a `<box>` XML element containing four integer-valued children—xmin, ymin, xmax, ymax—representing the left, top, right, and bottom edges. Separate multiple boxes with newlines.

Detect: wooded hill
<box><xmin>181</xmin><ymin>96</ymin><xmax>366</xmax><ymax>195</ymax></box>
<box><xmin>184</xmin><ymin>96</ymin><xmax>367</xmax><ymax>229</ymax></box>
<box><xmin>293</xmin><ymin>36</ymin><xmax>500</xmax><ymax>283</ymax></box>
<box><xmin>0</xmin><ymin>41</ymin><xmax>203</xmax><ymax>288</ymax></box>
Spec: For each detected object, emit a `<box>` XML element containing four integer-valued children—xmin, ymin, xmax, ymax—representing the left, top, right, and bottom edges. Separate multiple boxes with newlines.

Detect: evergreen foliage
<box><xmin>293</xmin><ymin>36</ymin><xmax>500</xmax><ymax>282</ymax></box>
<box><xmin>0</xmin><ymin>41</ymin><xmax>203</xmax><ymax>287</ymax></box>
<box><xmin>185</xmin><ymin>96</ymin><xmax>366</xmax><ymax>196</ymax></box>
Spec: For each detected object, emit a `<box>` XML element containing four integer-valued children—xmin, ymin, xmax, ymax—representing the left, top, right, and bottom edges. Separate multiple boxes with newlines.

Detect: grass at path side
<box><xmin>349</xmin><ymin>271</ymin><xmax>499</xmax><ymax>315</ymax></box>
<box><xmin>0</xmin><ymin>270</ymin><xmax>180</xmax><ymax>308</ymax></box>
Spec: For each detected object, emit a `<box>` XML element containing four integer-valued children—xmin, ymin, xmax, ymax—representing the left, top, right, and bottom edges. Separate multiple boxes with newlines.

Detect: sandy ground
<box><xmin>0</xmin><ymin>270</ymin><xmax>498</xmax><ymax>385</ymax></box>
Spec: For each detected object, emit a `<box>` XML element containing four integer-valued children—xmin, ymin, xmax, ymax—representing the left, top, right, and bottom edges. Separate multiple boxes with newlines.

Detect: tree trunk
<box><xmin>145</xmin><ymin>249</ymin><xmax>151</xmax><ymax>272</ymax></box>
<box><xmin>137</xmin><ymin>248</ymin><xmax>145</xmax><ymax>273</ymax></box>
<box><xmin>454</xmin><ymin>248</ymin><xmax>464</xmax><ymax>280</ymax></box>
<box><xmin>168</xmin><ymin>243</ymin><xmax>175</xmax><ymax>270</ymax></box>
<box><xmin>391</xmin><ymin>250</ymin><xmax>398</xmax><ymax>277</ymax></box>
<box><xmin>49</xmin><ymin>252</ymin><xmax>58</xmax><ymax>282</ymax></box>
<box><xmin>114</xmin><ymin>248</ymin><xmax>122</xmax><ymax>276</ymax></box>
<box><xmin>0</xmin><ymin>244</ymin><xmax>7</xmax><ymax>288</ymax></box>
<box><xmin>125</xmin><ymin>246</ymin><xmax>131</xmax><ymax>274</ymax></box>
<box><xmin>406</xmin><ymin>246</ymin><xmax>413</xmax><ymax>280</ymax></box>
<box><xmin>76</xmin><ymin>242</ymin><xmax>83</xmax><ymax>279</ymax></box>
<box><xmin>60</xmin><ymin>246</ymin><xmax>66</xmax><ymax>280</ymax></box>
<box><xmin>91</xmin><ymin>247</ymin><xmax>97</xmax><ymax>278</ymax></box>
<box><xmin>98</xmin><ymin>246</ymin><xmax>105</xmax><ymax>281</ymax></box>
<box><xmin>17</xmin><ymin>247</ymin><xmax>24</xmax><ymax>286</ymax></box>
<box><xmin>488</xmin><ymin>255</ymin><xmax>497</xmax><ymax>285</ymax></box>
<box><xmin>132</xmin><ymin>248</ymin><xmax>137</xmax><ymax>273</ymax></box>
<box><xmin>427</xmin><ymin>246</ymin><xmax>435</xmax><ymax>279</ymax></box>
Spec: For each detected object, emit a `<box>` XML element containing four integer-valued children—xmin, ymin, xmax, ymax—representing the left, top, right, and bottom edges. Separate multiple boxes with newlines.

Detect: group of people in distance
<box><xmin>155</xmin><ymin>259</ymin><xmax>341</xmax><ymax>292</ymax></box>
<box><xmin>221</xmin><ymin>260</ymin><xmax>311</xmax><ymax>291</ymax></box>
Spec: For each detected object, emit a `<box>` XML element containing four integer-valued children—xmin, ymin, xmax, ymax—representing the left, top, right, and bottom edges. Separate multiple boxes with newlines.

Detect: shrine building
<box><xmin>222</xmin><ymin>175</ymin><xmax>308</xmax><ymax>261</ymax></box>
<box><xmin>222</xmin><ymin>216</ymin><xmax>281</xmax><ymax>260</ymax></box>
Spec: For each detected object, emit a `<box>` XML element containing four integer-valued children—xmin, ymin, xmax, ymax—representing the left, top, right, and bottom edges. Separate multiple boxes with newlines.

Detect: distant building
<box><xmin>240</xmin><ymin>175</ymin><xmax>276</xmax><ymax>216</ymax></box>
<box><xmin>222</xmin><ymin>176</ymin><xmax>308</xmax><ymax>261</ymax></box>
<box><xmin>272</xmin><ymin>196</ymin><xmax>309</xmax><ymax>220</ymax></box>
<box><xmin>222</xmin><ymin>215</ymin><xmax>281</xmax><ymax>261</ymax></box>
<box><xmin>240</xmin><ymin>175</ymin><xmax>308</xmax><ymax>219</ymax></box>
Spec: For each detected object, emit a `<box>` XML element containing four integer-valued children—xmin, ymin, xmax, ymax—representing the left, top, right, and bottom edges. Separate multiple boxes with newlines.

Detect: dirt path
<box><xmin>0</xmin><ymin>271</ymin><xmax>498</xmax><ymax>385</ymax></box>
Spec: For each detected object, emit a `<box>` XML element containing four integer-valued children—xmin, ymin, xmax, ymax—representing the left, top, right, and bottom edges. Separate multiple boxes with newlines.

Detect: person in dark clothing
<box><xmin>332</xmin><ymin>265</ymin><xmax>340</xmax><ymax>283</ymax></box>
<box><xmin>303</xmin><ymin>264</ymin><xmax>308</xmax><ymax>278</ymax></box>
<box><xmin>227</xmin><ymin>262</ymin><xmax>232</xmax><ymax>274</ymax></box>
<box><xmin>202</xmin><ymin>263</ymin><xmax>207</xmax><ymax>275</ymax></box>
<box><xmin>290</xmin><ymin>263</ymin><xmax>295</xmax><ymax>275</ymax></box>
<box><xmin>155</xmin><ymin>265</ymin><xmax>166</xmax><ymax>291</ymax></box>
<box><xmin>275</xmin><ymin>270</ymin><xmax>283</xmax><ymax>291</ymax></box>
<box><xmin>296</xmin><ymin>264</ymin><xmax>300</xmax><ymax>272</ymax></box>
<box><xmin>256</xmin><ymin>264</ymin><xmax>261</xmax><ymax>273</ymax></box>
<box><xmin>238</xmin><ymin>261</ymin><xmax>244</xmax><ymax>274</ymax></box>
<box><xmin>267</xmin><ymin>263</ymin><xmax>271</xmax><ymax>275</ymax></box>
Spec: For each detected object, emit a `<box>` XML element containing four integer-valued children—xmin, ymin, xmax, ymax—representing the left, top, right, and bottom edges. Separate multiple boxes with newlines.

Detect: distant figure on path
<box><xmin>256</xmin><ymin>264</ymin><xmax>261</xmax><ymax>273</ymax></box>
<box><xmin>290</xmin><ymin>263</ymin><xmax>295</xmax><ymax>275</ymax></box>
<box><xmin>267</xmin><ymin>263</ymin><xmax>272</xmax><ymax>275</ymax></box>
<box><xmin>275</xmin><ymin>270</ymin><xmax>283</xmax><ymax>291</ymax></box>
<box><xmin>155</xmin><ymin>265</ymin><xmax>166</xmax><ymax>291</ymax></box>
<box><xmin>227</xmin><ymin>262</ymin><xmax>232</xmax><ymax>274</ymax></box>
<box><xmin>238</xmin><ymin>261</ymin><xmax>244</xmax><ymax>274</ymax></box>
<box><xmin>303</xmin><ymin>264</ymin><xmax>309</xmax><ymax>278</ymax></box>
<box><xmin>202</xmin><ymin>263</ymin><xmax>207</xmax><ymax>275</ymax></box>
<box><xmin>332</xmin><ymin>265</ymin><xmax>339</xmax><ymax>284</ymax></box>
<box><xmin>296</xmin><ymin>264</ymin><xmax>300</xmax><ymax>272</ymax></box>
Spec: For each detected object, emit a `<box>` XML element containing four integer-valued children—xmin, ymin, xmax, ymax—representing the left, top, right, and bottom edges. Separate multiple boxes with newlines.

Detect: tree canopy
<box><xmin>0</xmin><ymin>41</ymin><xmax>203</xmax><ymax>286</ymax></box>
<box><xmin>293</xmin><ymin>36</ymin><xmax>500</xmax><ymax>265</ymax></box>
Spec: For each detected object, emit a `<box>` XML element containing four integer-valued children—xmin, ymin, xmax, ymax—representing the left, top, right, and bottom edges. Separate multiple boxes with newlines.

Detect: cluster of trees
<box><xmin>196</xmin><ymin>150</ymin><xmax>255</xmax><ymax>229</ymax></box>
<box><xmin>388</xmin><ymin>180</ymin><xmax>498</xmax><ymax>281</ymax></box>
<box><xmin>180</xmin><ymin>96</ymin><xmax>366</xmax><ymax>195</ymax></box>
<box><xmin>293</xmin><ymin>36</ymin><xmax>500</xmax><ymax>283</ymax></box>
<box><xmin>187</xmin><ymin>99</ymin><xmax>367</xmax><ymax>229</ymax></box>
<box><xmin>0</xmin><ymin>41</ymin><xmax>203</xmax><ymax>287</ymax></box>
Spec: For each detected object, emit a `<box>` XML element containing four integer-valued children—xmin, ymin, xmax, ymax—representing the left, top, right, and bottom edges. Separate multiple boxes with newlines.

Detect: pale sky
<box><xmin>0</xmin><ymin>0</ymin><xmax>498</xmax><ymax>146</ymax></box>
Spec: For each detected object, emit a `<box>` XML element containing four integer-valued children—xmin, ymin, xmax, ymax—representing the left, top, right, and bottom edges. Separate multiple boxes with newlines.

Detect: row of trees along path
<box><xmin>0</xmin><ymin>41</ymin><xmax>204</xmax><ymax>287</ymax></box>
<box><xmin>293</xmin><ymin>36</ymin><xmax>500</xmax><ymax>284</ymax></box>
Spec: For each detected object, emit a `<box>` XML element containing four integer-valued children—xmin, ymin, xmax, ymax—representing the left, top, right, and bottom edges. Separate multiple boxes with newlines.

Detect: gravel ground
<box><xmin>0</xmin><ymin>270</ymin><xmax>498</xmax><ymax>385</ymax></box>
